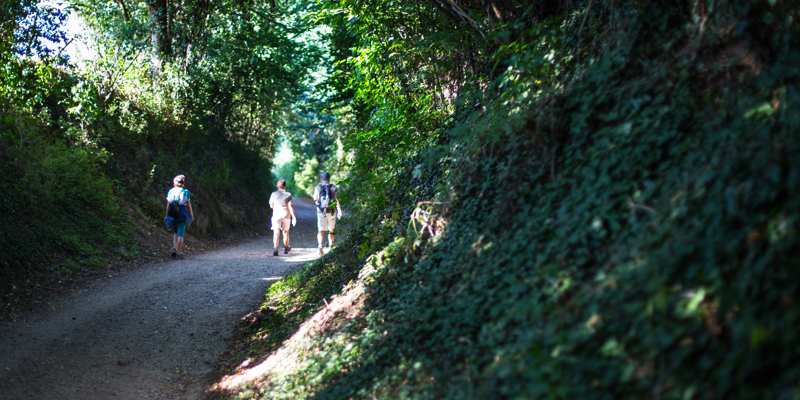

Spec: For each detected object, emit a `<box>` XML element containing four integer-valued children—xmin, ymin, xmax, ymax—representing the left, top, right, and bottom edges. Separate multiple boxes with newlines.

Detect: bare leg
<box><xmin>175</xmin><ymin>236</ymin><xmax>184</xmax><ymax>254</ymax></box>
<box><xmin>329</xmin><ymin>230</ymin><xmax>335</xmax><ymax>247</ymax></box>
<box><xmin>273</xmin><ymin>229</ymin><xmax>280</xmax><ymax>249</ymax></box>
<box><xmin>283</xmin><ymin>230</ymin><xmax>290</xmax><ymax>247</ymax></box>
<box><xmin>173</xmin><ymin>233</ymin><xmax>178</xmax><ymax>250</ymax></box>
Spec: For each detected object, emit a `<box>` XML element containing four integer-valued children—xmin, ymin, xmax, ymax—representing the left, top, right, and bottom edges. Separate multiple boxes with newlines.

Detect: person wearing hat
<box><xmin>313</xmin><ymin>172</ymin><xmax>343</xmax><ymax>255</ymax></box>
<box><xmin>269</xmin><ymin>179</ymin><xmax>297</xmax><ymax>256</ymax></box>
<box><xmin>164</xmin><ymin>174</ymin><xmax>194</xmax><ymax>260</ymax></box>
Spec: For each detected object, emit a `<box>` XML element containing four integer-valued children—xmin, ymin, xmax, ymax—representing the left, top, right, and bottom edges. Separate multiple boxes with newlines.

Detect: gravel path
<box><xmin>0</xmin><ymin>198</ymin><xmax>330</xmax><ymax>399</ymax></box>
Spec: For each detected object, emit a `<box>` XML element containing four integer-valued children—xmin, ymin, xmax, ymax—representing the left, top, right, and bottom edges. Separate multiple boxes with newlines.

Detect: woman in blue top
<box><xmin>164</xmin><ymin>174</ymin><xmax>194</xmax><ymax>259</ymax></box>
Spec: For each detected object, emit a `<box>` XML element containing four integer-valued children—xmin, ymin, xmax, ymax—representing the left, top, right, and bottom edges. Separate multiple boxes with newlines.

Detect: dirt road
<box><xmin>0</xmin><ymin>198</ymin><xmax>330</xmax><ymax>399</ymax></box>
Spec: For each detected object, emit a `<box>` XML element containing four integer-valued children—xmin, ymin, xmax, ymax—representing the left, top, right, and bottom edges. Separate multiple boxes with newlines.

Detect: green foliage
<box><xmin>0</xmin><ymin>58</ymin><xmax>130</xmax><ymax>274</ymax></box>
<box><xmin>69</xmin><ymin>0</ymin><xmax>320</xmax><ymax>155</ymax></box>
<box><xmin>272</xmin><ymin>138</ymin><xmax>302</xmax><ymax>195</ymax></box>
<box><xmin>293</xmin><ymin>157</ymin><xmax>319</xmax><ymax>197</ymax></box>
<box><xmin>236</xmin><ymin>0</ymin><xmax>800</xmax><ymax>399</ymax></box>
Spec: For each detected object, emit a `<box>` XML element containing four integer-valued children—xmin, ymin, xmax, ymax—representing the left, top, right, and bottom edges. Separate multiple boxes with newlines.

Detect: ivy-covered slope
<box><xmin>229</xmin><ymin>0</ymin><xmax>800</xmax><ymax>399</ymax></box>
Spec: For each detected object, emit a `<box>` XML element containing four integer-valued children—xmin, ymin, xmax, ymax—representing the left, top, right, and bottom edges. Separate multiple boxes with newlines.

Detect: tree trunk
<box><xmin>148</xmin><ymin>0</ymin><xmax>171</xmax><ymax>73</ymax></box>
<box><xmin>483</xmin><ymin>0</ymin><xmax>505</xmax><ymax>26</ymax></box>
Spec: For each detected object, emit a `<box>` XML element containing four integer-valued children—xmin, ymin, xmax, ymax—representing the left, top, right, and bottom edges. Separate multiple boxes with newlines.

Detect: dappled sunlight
<box><xmin>279</xmin><ymin>248</ymin><xmax>323</xmax><ymax>263</ymax></box>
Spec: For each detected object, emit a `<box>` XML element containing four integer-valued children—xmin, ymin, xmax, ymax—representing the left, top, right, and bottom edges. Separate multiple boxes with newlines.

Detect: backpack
<box><xmin>167</xmin><ymin>200</ymin><xmax>183</xmax><ymax>220</ymax></box>
<box><xmin>317</xmin><ymin>183</ymin><xmax>332</xmax><ymax>212</ymax></box>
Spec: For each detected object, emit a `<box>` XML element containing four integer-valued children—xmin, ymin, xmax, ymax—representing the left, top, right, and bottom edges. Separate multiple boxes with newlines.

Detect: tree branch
<box><xmin>429</xmin><ymin>0</ymin><xmax>462</xmax><ymax>26</ymax></box>
<box><xmin>115</xmin><ymin>0</ymin><xmax>130</xmax><ymax>23</ymax></box>
<box><xmin>575</xmin><ymin>0</ymin><xmax>594</xmax><ymax>65</ymax></box>
<box><xmin>430</xmin><ymin>0</ymin><xmax>486</xmax><ymax>38</ymax></box>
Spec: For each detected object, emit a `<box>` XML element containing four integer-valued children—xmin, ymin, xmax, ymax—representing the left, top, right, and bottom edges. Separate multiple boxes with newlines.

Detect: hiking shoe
<box><xmin>284</xmin><ymin>245</ymin><xmax>291</xmax><ymax>254</ymax></box>
<box><xmin>273</xmin><ymin>247</ymin><xmax>279</xmax><ymax>256</ymax></box>
<box><xmin>171</xmin><ymin>249</ymin><xmax>177</xmax><ymax>259</ymax></box>
<box><xmin>176</xmin><ymin>253</ymin><xmax>183</xmax><ymax>260</ymax></box>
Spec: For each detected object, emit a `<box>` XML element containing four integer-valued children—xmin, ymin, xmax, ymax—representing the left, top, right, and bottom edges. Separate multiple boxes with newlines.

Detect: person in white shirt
<box><xmin>269</xmin><ymin>179</ymin><xmax>296</xmax><ymax>256</ymax></box>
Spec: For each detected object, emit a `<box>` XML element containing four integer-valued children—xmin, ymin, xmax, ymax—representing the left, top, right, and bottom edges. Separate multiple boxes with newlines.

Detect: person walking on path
<box><xmin>313</xmin><ymin>172</ymin><xmax>343</xmax><ymax>255</ymax></box>
<box><xmin>165</xmin><ymin>174</ymin><xmax>194</xmax><ymax>260</ymax></box>
<box><xmin>269</xmin><ymin>179</ymin><xmax>297</xmax><ymax>256</ymax></box>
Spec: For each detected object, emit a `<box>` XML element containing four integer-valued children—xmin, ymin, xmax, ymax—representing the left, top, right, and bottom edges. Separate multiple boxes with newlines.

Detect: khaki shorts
<box><xmin>317</xmin><ymin>212</ymin><xmax>336</xmax><ymax>232</ymax></box>
<box><xmin>271</xmin><ymin>215</ymin><xmax>290</xmax><ymax>231</ymax></box>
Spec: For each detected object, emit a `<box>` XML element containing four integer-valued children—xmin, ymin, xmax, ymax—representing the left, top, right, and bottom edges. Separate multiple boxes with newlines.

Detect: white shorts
<box><xmin>271</xmin><ymin>215</ymin><xmax>290</xmax><ymax>231</ymax></box>
<box><xmin>317</xmin><ymin>213</ymin><xmax>336</xmax><ymax>232</ymax></box>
